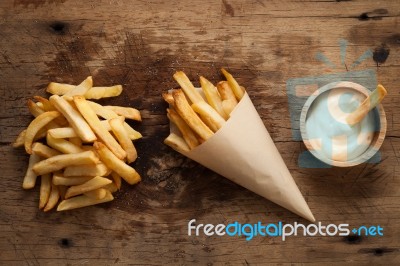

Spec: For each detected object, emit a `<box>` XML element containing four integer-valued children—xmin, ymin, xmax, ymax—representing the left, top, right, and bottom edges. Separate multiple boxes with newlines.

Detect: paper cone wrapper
<box><xmin>172</xmin><ymin>93</ymin><xmax>315</xmax><ymax>222</ymax></box>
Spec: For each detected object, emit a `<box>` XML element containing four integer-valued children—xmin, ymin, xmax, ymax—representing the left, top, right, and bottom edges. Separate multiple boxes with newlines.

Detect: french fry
<box><xmin>53</xmin><ymin>173</ymin><xmax>93</xmax><ymax>186</ymax></box>
<box><xmin>217</xmin><ymin>81</ymin><xmax>238</xmax><ymax>116</ymax></box>
<box><xmin>73</xmin><ymin>95</ymin><xmax>126</xmax><ymax>160</ymax></box>
<box><xmin>64</xmin><ymin>163</ymin><xmax>109</xmax><ymax>177</ymax></box>
<box><xmin>63</xmin><ymin>76</ymin><xmax>93</xmax><ymax>98</ymax></box>
<box><xmin>32</xmin><ymin>151</ymin><xmax>99</xmax><ymax>175</ymax></box>
<box><xmin>43</xmin><ymin>183</ymin><xmax>60</xmax><ymax>212</ymax></box>
<box><xmin>167</xmin><ymin>108</ymin><xmax>199</xmax><ymax>149</ymax></box>
<box><xmin>84</xmin><ymin>85</ymin><xmax>122</xmax><ymax>99</ymax></box>
<box><xmin>84</xmin><ymin>188</ymin><xmax>107</xmax><ymax>200</ymax></box>
<box><xmin>94</xmin><ymin>142</ymin><xmax>141</xmax><ymax>185</ymax></box>
<box><xmin>87</xmin><ymin>100</ymin><xmax>142</xmax><ymax>140</ymax></box>
<box><xmin>46</xmin><ymin>133</ymin><xmax>84</xmax><ymax>154</ymax></box>
<box><xmin>103</xmin><ymin>183</ymin><xmax>118</xmax><ymax>193</ymax></box>
<box><xmin>34</xmin><ymin>96</ymin><xmax>56</xmax><ymax>111</ymax></box>
<box><xmin>173</xmin><ymin>71</ymin><xmax>204</xmax><ymax>104</ymax></box>
<box><xmin>105</xmin><ymin>106</ymin><xmax>141</xmax><ymax>121</ymax></box>
<box><xmin>13</xmin><ymin>129</ymin><xmax>26</xmax><ymax>148</ymax></box>
<box><xmin>23</xmin><ymin>153</ymin><xmax>41</xmax><ymax>189</ymax></box>
<box><xmin>110</xmin><ymin>171</ymin><xmax>122</xmax><ymax>190</ymax></box>
<box><xmin>191</xmin><ymin>101</ymin><xmax>225</xmax><ymax>132</ymax></box>
<box><xmin>47</xmin><ymin>82</ymin><xmax>75</xmax><ymax>95</ymax></box>
<box><xmin>162</xmin><ymin>92</ymin><xmax>175</xmax><ymax>106</ymax></box>
<box><xmin>39</xmin><ymin>174</ymin><xmax>51</xmax><ymax>209</ymax></box>
<box><xmin>27</xmin><ymin>99</ymin><xmax>44</xmax><ymax>117</ymax></box>
<box><xmin>24</xmin><ymin>111</ymin><xmax>61</xmax><ymax>154</ymax></box>
<box><xmin>32</xmin><ymin>142</ymin><xmax>61</xmax><ymax>158</ymax></box>
<box><xmin>164</xmin><ymin>133</ymin><xmax>190</xmax><ymax>153</ymax></box>
<box><xmin>109</xmin><ymin>117</ymin><xmax>137</xmax><ymax>163</ymax></box>
<box><xmin>49</xmin><ymin>95</ymin><xmax>97</xmax><ymax>142</ymax></box>
<box><xmin>47</xmin><ymin>82</ymin><xmax>122</xmax><ymax>100</ymax></box>
<box><xmin>221</xmin><ymin>68</ymin><xmax>245</xmax><ymax>100</ymax></box>
<box><xmin>48</xmin><ymin>127</ymin><xmax>77</xmax><ymax>139</ymax></box>
<box><xmin>200</xmin><ymin>76</ymin><xmax>228</xmax><ymax>119</ymax></box>
<box><xmin>65</xmin><ymin>176</ymin><xmax>112</xmax><ymax>199</ymax></box>
<box><xmin>172</xmin><ymin>89</ymin><xmax>213</xmax><ymax>140</ymax></box>
<box><xmin>57</xmin><ymin>190</ymin><xmax>114</xmax><ymax>211</ymax></box>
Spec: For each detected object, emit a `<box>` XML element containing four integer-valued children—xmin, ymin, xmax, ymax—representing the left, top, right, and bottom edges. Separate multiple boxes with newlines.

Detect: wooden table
<box><xmin>1</xmin><ymin>0</ymin><xmax>399</xmax><ymax>264</ymax></box>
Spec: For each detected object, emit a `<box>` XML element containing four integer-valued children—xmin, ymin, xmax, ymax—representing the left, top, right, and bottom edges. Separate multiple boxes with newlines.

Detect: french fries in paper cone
<box><xmin>164</xmin><ymin>70</ymin><xmax>315</xmax><ymax>222</ymax></box>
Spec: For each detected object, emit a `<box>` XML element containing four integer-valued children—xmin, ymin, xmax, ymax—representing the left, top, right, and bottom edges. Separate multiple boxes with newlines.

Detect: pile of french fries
<box><xmin>13</xmin><ymin>76</ymin><xmax>142</xmax><ymax>211</ymax></box>
<box><xmin>163</xmin><ymin>69</ymin><xmax>244</xmax><ymax>152</ymax></box>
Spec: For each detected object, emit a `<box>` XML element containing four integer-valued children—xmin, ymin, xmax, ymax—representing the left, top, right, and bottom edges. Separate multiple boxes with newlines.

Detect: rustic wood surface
<box><xmin>1</xmin><ymin>0</ymin><xmax>399</xmax><ymax>265</ymax></box>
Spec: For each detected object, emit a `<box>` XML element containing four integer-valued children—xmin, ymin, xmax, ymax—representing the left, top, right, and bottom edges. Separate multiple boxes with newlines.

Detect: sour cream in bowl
<box><xmin>300</xmin><ymin>81</ymin><xmax>386</xmax><ymax>167</ymax></box>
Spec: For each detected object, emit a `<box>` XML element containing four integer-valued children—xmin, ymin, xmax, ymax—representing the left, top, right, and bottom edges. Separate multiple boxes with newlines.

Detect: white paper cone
<box><xmin>174</xmin><ymin>93</ymin><xmax>315</xmax><ymax>222</ymax></box>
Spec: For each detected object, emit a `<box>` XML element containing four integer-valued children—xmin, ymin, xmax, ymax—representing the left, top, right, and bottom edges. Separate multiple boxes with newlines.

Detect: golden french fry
<box><xmin>84</xmin><ymin>85</ymin><xmax>122</xmax><ymax>99</ymax></box>
<box><xmin>47</xmin><ymin>82</ymin><xmax>75</xmax><ymax>95</ymax></box>
<box><xmin>84</xmin><ymin>188</ymin><xmax>107</xmax><ymax>200</ymax></box>
<box><xmin>57</xmin><ymin>190</ymin><xmax>114</xmax><ymax>211</ymax></box>
<box><xmin>173</xmin><ymin>71</ymin><xmax>204</xmax><ymax>104</ymax></box>
<box><xmin>63</xmin><ymin>163</ymin><xmax>109</xmax><ymax>177</ymax></box>
<box><xmin>34</xmin><ymin>96</ymin><xmax>56</xmax><ymax>111</ymax></box>
<box><xmin>46</xmin><ymin>133</ymin><xmax>84</xmax><ymax>154</ymax></box>
<box><xmin>221</xmin><ymin>68</ymin><xmax>245</xmax><ymax>100</ymax></box>
<box><xmin>191</xmin><ymin>101</ymin><xmax>225</xmax><ymax>132</ymax></box>
<box><xmin>110</xmin><ymin>171</ymin><xmax>121</xmax><ymax>190</ymax></box>
<box><xmin>105</xmin><ymin>106</ymin><xmax>141</xmax><ymax>121</ymax></box>
<box><xmin>47</xmin><ymin>82</ymin><xmax>122</xmax><ymax>99</ymax></box>
<box><xmin>24</xmin><ymin>111</ymin><xmax>61</xmax><ymax>154</ymax></box>
<box><xmin>162</xmin><ymin>92</ymin><xmax>175</xmax><ymax>106</ymax></box>
<box><xmin>222</xmin><ymin>100</ymin><xmax>237</xmax><ymax>116</ymax></box>
<box><xmin>13</xmin><ymin>129</ymin><xmax>26</xmax><ymax>148</ymax></box>
<box><xmin>39</xmin><ymin>174</ymin><xmax>51</xmax><ymax>209</ymax></box>
<box><xmin>43</xmin><ymin>183</ymin><xmax>60</xmax><ymax>212</ymax></box>
<box><xmin>172</xmin><ymin>89</ymin><xmax>213</xmax><ymax>140</ymax></box>
<box><xmin>167</xmin><ymin>108</ymin><xmax>199</xmax><ymax>149</ymax></box>
<box><xmin>23</xmin><ymin>153</ymin><xmax>41</xmax><ymax>189</ymax></box>
<box><xmin>86</xmin><ymin>100</ymin><xmax>142</xmax><ymax>140</ymax></box>
<box><xmin>65</xmin><ymin>176</ymin><xmax>112</xmax><ymax>199</ymax></box>
<box><xmin>109</xmin><ymin>117</ymin><xmax>137</xmax><ymax>163</ymax></box>
<box><xmin>346</xmin><ymin>84</ymin><xmax>387</xmax><ymax>125</ymax></box>
<box><xmin>217</xmin><ymin>81</ymin><xmax>238</xmax><ymax>115</ymax></box>
<box><xmin>63</xmin><ymin>76</ymin><xmax>93</xmax><ymax>98</ymax></box>
<box><xmin>217</xmin><ymin>81</ymin><xmax>238</xmax><ymax>103</ymax></box>
<box><xmin>49</xmin><ymin>95</ymin><xmax>97</xmax><ymax>142</ymax></box>
<box><xmin>32</xmin><ymin>142</ymin><xmax>61</xmax><ymax>158</ymax></box>
<box><xmin>103</xmin><ymin>183</ymin><xmax>118</xmax><ymax>193</ymax></box>
<box><xmin>164</xmin><ymin>133</ymin><xmax>190</xmax><ymax>153</ymax></box>
<box><xmin>53</xmin><ymin>173</ymin><xmax>93</xmax><ymax>186</ymax></box>
<box><xmin>48</xmin><ymin>127</ymin><xmax>77</xmax><ymax>139</ymax></box>
<box><xmin>73</xmin><ymin>95</ymin><xmax>126</xmax><ymax>160</ymax></box>
<box><xmin>94</xmin><ymin>142</ymin><xmax>141</xmax><ymax>185</ymax></box>
<box><xmin>200</xmin><ymin>76</ymin><xmax>228</xmax><ymax>119</ymax></box>
<box><xmin>27</xmin><ymin>99</ymin><xmax>44</xmax><ymax>117</ymax></box>
<box><xmin>32</xmin><ymin>151</ymin><xmax>99</xmax><ymax>175</ymax></box>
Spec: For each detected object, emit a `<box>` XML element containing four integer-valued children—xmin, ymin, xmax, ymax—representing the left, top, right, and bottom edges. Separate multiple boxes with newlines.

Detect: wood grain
<box><xmin>1</xmin><ymin>0</ymin><xmax>399</xmax><ymax>264</ymax></box>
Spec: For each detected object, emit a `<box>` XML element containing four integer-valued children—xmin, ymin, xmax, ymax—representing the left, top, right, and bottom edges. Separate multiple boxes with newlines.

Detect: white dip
<box><xmin>305</xmin><ymin>87</ymin><xmax>375</xmax><ymax>162</ymax></box>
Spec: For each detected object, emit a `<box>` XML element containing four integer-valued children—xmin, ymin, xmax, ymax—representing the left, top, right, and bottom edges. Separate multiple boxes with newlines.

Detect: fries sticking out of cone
<box><xmin>14</xmin><ymin>77</ymin><xmax>142</xmax><ymax>212</ymax></box>
<box><xmin>163</xmin><ymin>69</ymin><xmax>315</xmax><ymax>222</ymax></box>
